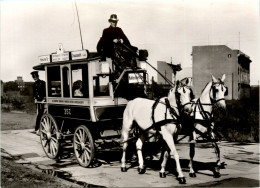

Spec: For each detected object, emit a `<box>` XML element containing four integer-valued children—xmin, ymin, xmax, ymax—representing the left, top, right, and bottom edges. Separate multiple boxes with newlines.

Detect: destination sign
<box><xmin>52</xmin><ymin>52</ymin><xmax>70</xmax><ymax>62</ymax></box>
<box><xmin>48</xmin><ymin>98</ymin><xmax>89</xmax><ymax>106</ymax></box>
<box><xmin>39</xmin><ymin>55</ymin><xmax>50</xmax><ymax>63</ymax></box>
<box><xmin>71</xmin><ymin>50</ymin><xmax>88</xmax><ymax>60</ymax></box>
<box><xmin>128</xmin><ymin>73</ymin><xmax>143</xmax><ymax>83</ymax></box>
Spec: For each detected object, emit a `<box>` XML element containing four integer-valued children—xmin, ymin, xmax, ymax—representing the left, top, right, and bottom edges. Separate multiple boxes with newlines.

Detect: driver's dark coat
<box><xmin>33</xmin><ymin>79</ymin><xmax>46</xmax><ymax>101</ymax></box>
<box><xmin>97</xmin><ymin>26</ymin><xmax>132</xmax><ymax>57</ymax></box>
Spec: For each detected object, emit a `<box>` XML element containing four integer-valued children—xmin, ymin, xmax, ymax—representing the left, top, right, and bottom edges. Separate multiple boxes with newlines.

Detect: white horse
<box><xmin>120</xmin><ymin>80</ymin><xmax>193</xmax><ymax>184</ymax></box>
<box><xmin>159</xmin><ymin>74</ymin><xmax>228</xmax><ymax>179</ymax></box>
<box><xmin>188</xmin><ymin>74</ymin><xmax>227</xmax><ymax>178</ymax></box>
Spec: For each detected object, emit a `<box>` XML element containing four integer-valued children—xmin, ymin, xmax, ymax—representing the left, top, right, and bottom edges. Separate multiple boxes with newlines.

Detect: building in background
<box><xmin>157</xmin><ymin>61</ymin><xmax>182</xmax><ymax>84</ymax></box>
<box><xmin>1</xmin><ymin>80</ymin><xmax>3</xmax><ymax>96</ymax></box>
<box><xmin>176</xmin><ymin>67</ymin><xmax>193</xmax><ymax>86</ymax></box>
<box><xmin>192</xmin><ymin>45</ymin><xmax>252</xmax><ymax>100</ymax></box>
<box><xmin>15</xmin><ymin>76</ymin><xmax>25</xmax><ymax>91</ymax></box>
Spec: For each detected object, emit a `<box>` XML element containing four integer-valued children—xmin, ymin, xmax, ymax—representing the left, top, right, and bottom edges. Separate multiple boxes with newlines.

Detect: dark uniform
<box><xmin>97</xmin><ymin>14</ymin><xmax>138</xmax><ymax>60</ymax></box>
<box><xmin>33</xmin><ymin>79</ymin><xmax>46</xmax><ymax>102</ymax></box>
<box><xmin>31</xmin><ymin>71</ymin><xmax>46</xmax><ymax>132</ymax></box>
<box><xmin>97</xmin><ymin>14</ymin><xmax>139</xmax><ymax>78</ymax></box>
<box><xmin>97</xmin><ymin>26</ymin><xmax>134</xmax><ymax>58</ymax></box>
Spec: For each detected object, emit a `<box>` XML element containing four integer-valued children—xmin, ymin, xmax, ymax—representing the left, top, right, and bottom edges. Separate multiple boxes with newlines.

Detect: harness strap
<box><xmin>197</xmin><ymin>98</ymin><xmax>213</xmax><ymax>121</ymax></box>
<box><xmin>194</xmin><ymin>119</ymin><xmax>213</xmax><ymax>126</ymax></box>
<box><xmin>176</xmin><ymin>135</ymin><xmax>188</xmax><ymax>143</ymax></box>
<box><xmin>165</xmin><ymin>98</ymin><xmax>179</xmax><ymax>119</ymax></box>
<box><xmin>120</xmin><ymin>119</ymin><xmax>178</xmax><ymax>145</ymax></box>
<box><xmin>194</xmin><ymin>127</ymin><xmax>211</xmax><ymax>140</ymax></box>
<box><xmin>121</xmin><ymin>97</ymin><xmax>180</xmax><ymax>145</ymax></box>
<box><xmin>152</xmin><ymin>98</ymin><xmax>161</xmax><ymax>125</ymax></box>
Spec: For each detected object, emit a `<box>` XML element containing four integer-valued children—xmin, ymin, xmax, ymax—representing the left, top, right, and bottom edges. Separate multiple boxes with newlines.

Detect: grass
<box><xmin>1</xmin><ymin>113</ymin><xmax>82</xmax><ymax>188</ymax></box>
<box><xmin>1</xmin><ymin>155</ymin><xmax>81</xmax><ymax>188</ymax></box>
<box><xmin>1</xmin><ymin>112</ymin><xmax>36</xmax><ymax>131</ymax></box>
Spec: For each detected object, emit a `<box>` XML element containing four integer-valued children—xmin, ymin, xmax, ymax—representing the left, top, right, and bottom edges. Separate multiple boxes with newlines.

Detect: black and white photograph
<box><xmin>1</xmin><ymin>0</ymin><xmax>259</xmax><ymax>187</ymax></box>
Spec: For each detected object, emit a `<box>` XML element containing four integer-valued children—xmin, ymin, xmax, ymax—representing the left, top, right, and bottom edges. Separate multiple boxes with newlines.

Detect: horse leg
<box><xmin>136</xmin><ymin>134</ymin><xmax>146</xmax><ymax>174</ymax></box>
<box><xmin>212</xmin><ymin>142</ymin><xmax>221</xmax><ymax>178</ymax></box>
<box><xmin>189</xmin><ymin>134</ymin><xmax>196</xmax><ymax>177</ymax></box>
<box><xmin>121</xmin><ymin>129</ymin><xmax>129</xmax><ymax>172</ymax></box>
<box><xmin>121</xmin><ymin>106</ymin><xmax>133</xmax><ymax>172</ymax></box>
<box><xmin>159</xmin><ymin>147</ymin><xmax>170</xmax><ymax>178</ymax></box>
<box><xmin>161</xmin><ymin>129</ymin><xmax>186</xmax><ymax>184</ymax></box>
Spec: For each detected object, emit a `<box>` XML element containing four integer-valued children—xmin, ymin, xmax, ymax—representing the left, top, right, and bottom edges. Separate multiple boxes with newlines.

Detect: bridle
<box><xmin>151</xmin><ymin>85</ymin><xmax>193</xmax><ymax>123</ymax></box>
<box><xmin>192</xmin><ymin>80</ymin><xmax>228</xmax><ymax>122</ymax></box>
<box><xmin>210</xmin><ymin>79</ymin><xmax>228</xmax><ymax>104</ymax></box>
<box><xmin>175</xmin><ymin>85</ymin><xmax>194</xmax><ymax>113</ymax></box>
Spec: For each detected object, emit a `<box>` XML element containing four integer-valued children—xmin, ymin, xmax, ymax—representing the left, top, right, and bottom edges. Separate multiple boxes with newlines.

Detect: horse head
<box><xmin>169</xmin><ymin>80</ymin><xmax>193</xmax><ymax>116</ymax></box>
<box><xmin>210</xmin><ymin>74</ymin><xmax>228</xmax><ymax>111</ymax></box>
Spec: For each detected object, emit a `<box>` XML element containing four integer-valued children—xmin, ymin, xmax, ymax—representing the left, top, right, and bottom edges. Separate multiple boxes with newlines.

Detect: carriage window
<box><xmin>71</xmin><ymin>64</ymin><xmax>89</xmax><ymax>98</ymax></box>
<box><xmin>47</xmin><ymin>66</ymin><xmax>61</xmax><ymax>97</ymax></box>
<box><xmin>93</xmin><ymin>75</ymin><xmax>110</xmax><ymax>96</ymax></box>
<box><xmin>62</xmin><ymin>66</ymin><xmax>70</xmax><ymax>98</ymax></box>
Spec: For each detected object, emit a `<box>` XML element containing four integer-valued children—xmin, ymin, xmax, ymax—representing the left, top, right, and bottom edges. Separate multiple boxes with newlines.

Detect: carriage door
<box><xmin>61</xmin><ymin>65</ymin><xmax>71</xmax><ymax>98</ymax></box>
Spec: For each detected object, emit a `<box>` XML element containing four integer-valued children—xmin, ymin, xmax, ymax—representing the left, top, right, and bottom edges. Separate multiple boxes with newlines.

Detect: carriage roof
<box><xmin>33</xmin><ymin>50</ymin><xmax>100</xmax><ymax>71</ymax></box>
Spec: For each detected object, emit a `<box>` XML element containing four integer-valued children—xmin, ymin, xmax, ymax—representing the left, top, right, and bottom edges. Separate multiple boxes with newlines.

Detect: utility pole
<box><xmin>239</xmin><ymin>32</ymin><xmax>240</xmax><ymax>51</ymax></box>
<box><xmin>75</xmin><ymin>2</ymin><xmax>84</xmax><ymax>50</ymax></box>
<box><xmin>165</xmin><ymin>70</ymin><xmax>167</xmax><ymax>85</ymax></box>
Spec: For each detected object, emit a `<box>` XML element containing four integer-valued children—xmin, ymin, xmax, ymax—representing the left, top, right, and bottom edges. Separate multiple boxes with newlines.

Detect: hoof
<box><xmin>189</xmin><ymin>173</ymin><xmax>196</xmax><ymax>177</ymax></box>
<box><xmin>121</xmin><ymin>167</ymin><xmax>127</xmax><ymax>172</ymax></box>
<box><xmin>213</xmin><ymin>171</ymin><xmax>221</xmax><ymax>178</ymax></box>
<box><xmin>159</xmin><ymin>172</ymin><xmax>166</xmax><ymax>178</ymax></box>
<box><xmin>220</xmin><ymin>162</ymin><xmax>227</xmax><ymax>169</ymax></box>
<box><xmin>177</xmin><ymin>177</ymin><xmax>186</xmax><ymax>184</ymax></box>
<box><xmin>137</xmin><ymin>166</ymin><xmax>146</xmax><ymax>174</ymax></box>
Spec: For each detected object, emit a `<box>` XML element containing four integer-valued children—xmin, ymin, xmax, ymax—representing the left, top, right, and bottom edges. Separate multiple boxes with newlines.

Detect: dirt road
<box><xmin>1</xmin><ymin>129</ymin><xmax>259</xmax><ymax>187</ymax></box>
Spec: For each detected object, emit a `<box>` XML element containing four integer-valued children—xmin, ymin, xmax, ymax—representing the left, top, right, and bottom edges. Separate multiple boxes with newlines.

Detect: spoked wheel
<box><xmin>40</xmin><ymin>114</ymin><xmax>60</xmax><ymax>159</ymax></box>
<box><xmin>73</xmin><ymin>125</ymin><xmax>95</xmax><ymax>167</ymax></box>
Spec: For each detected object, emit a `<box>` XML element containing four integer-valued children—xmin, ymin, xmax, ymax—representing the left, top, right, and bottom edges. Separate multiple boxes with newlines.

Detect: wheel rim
<box><xmin>40</xmin><ymin>115</ymin><xmax>59</xmax><ymax>159</ymax></box>
<box><xmin>73</xmin><ymin>126</ymin><xmax>94</xmax><ymax>167</ymax></box>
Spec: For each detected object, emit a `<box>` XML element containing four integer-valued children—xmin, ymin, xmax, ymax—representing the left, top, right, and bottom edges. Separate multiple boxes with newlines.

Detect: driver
<box><xmin>97</xmin><ymin>14</ymin><xmax>138</xmax><ymax>61</ymax></box>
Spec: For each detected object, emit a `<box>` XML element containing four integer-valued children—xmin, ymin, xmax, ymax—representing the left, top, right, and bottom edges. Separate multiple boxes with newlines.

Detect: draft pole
<box><xmin>75</xmin><ymin>1</ymin><xmax>84</xmax><ymax>50</ymax></box>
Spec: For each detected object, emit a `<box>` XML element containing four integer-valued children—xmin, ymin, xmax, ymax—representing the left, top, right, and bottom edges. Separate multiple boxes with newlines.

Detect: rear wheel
<box><xmin>40</xmin><ymin>114</ymin><xmax>60</xmax><ymax>159</ymax></box>
<box><xmin>73</xmin><ymin>125</ymin><xmax>95</xmax><ymax>167</ymax></box>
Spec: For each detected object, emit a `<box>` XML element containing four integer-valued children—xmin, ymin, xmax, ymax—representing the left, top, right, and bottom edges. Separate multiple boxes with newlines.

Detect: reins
<box><xmin>191</xmin><ymin>80</ymin><xmax>227</xmax><ymax>140</ymax></box>
<box><xmin>120</xmin><ymin>93</ymin><xmax>183</xmax><ymax>145</ymax></box>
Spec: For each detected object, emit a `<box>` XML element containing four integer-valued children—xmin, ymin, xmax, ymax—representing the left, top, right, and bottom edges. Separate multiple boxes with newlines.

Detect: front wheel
<box><xmin>73</xmin><ymin>125</ymin><xmax>95</xmax><ymax>167</ymax></box>
<box><xmin>40</xmin><ymin>114</ymin><xmax>60</xmax><ymax>159</ymax></box>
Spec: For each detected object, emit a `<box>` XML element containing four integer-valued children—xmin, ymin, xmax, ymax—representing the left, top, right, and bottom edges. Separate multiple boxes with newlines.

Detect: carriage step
<box><xmin>100</xmin><ymin>130</ymin><xmax>120</xmax><ymax>137</ymax></box>
<box><xmin>62</xmin><ymin>145</ymin><xmax>73</xmax><ymax>149</ymax></box>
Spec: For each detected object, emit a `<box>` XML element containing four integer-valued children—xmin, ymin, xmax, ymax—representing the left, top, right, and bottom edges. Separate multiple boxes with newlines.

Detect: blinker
<box><xmin>224</xmin><ymin>86</ymin><xmax>228</xmax><ymax>96</ymax></box>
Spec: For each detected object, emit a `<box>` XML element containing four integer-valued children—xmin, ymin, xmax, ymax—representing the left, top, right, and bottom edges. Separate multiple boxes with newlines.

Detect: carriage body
<box><xmin>34</xmin><ymin>47</ymin><xmax>148</xmax><ymax>167</ymax></box>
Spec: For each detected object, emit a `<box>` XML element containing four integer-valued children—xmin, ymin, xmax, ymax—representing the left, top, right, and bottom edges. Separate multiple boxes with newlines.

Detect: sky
<box><xmin>1</xmin><ymin>0</ymin><xmax>259</xmax><ymax>84</ymax></box>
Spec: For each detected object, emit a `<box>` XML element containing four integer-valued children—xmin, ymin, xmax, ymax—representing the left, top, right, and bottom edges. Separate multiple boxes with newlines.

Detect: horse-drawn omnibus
<box><xmin>33</xmin><ymin>44</ymin><xmax>148</xmax><ymax>167</ymax></box>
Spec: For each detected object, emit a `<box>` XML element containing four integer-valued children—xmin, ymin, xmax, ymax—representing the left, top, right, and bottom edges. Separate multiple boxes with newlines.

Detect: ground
<box><xmin>1</xmin><ymin>112</ymin><xmax>81</xmax><ymax>188</ymax></box>
<box><xmin>1</xmin><ymin>155</ymin><xmax>81</xmax><ymax>188</ymax></box>
<box><xmin>1</xmin><ymin>111</ymin><xmax>260</xmax><ymax>187</ymax></box>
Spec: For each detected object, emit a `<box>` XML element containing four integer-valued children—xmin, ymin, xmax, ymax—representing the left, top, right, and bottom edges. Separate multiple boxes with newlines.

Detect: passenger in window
<box><xmin>31</xmin><ymin>71</ymin><xmax>46</xmax><ymax>136</ymax></box>
<box><xmin>73</xmin><ymin>80</ymin><xmax>83</xmax><ymax>97</ymax></box>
